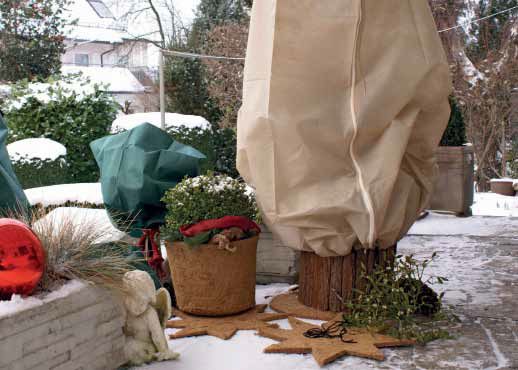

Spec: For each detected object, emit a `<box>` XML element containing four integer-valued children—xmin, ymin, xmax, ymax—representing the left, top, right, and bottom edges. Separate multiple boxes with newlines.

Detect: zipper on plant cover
<box><xmin>348</xmin><ymin>0</ymin><xmax>376</xmax><ymax>247</ymax></box>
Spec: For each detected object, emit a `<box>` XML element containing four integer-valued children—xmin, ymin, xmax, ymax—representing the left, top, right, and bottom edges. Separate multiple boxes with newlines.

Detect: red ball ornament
<box><xmin>0</xmin><ymin>219</ymin><xmax>45</xmax><ymax>300</ymax></box>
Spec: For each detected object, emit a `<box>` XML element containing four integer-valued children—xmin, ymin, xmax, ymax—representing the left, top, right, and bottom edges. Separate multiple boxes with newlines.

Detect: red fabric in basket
<box><xmin>179</xmin><ymin>216</ymin><xmax>261</xmax><ymax>237</ymax></box>
<box><xmin>0</xmin><ymin>219</ymin><xmax>45</xmax><ymax>300</ymax></box>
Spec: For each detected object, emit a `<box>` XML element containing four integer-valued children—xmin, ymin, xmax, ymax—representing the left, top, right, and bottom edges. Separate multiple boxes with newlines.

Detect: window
<box><xmin>86</xmin><ymin>0</ymin><xmax>115</xmax><ymax>19</ymax></box>
<box><xmin>74</xmin><ymin>54</ymin><xmax>89</xmax><ymax>66</ymax></box>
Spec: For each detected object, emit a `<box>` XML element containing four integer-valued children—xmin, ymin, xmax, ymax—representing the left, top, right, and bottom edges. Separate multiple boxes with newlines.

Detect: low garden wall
<box><xmin>0</xmin><ymin>282</ymin><xmax>125</xmax><ymax>370</ymax></box>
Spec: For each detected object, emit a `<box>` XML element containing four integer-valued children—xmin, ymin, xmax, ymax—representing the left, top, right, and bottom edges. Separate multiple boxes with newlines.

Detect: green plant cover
<box><xmin>0</xmin><ymin>114</ymin><xmax>28</xmax><ymax>214</ymax></box>
<box><xmin>90</xmin><ymin>123</ymin><xmax>205</xmax><ymax>237</ymax></box>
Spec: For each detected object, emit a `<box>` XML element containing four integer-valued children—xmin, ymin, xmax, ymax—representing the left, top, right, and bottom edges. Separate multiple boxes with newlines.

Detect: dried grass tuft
<box><xmin>9</xmin><ymin>207</ymin><xmax>138</xmax><ymax>293</ymax></box>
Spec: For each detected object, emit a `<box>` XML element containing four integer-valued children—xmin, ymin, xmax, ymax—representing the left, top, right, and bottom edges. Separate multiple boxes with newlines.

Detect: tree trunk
<box><xmin>298</xmin><ymin>245</ymin><xmax>397</xmax><ymax>312</ymax></box>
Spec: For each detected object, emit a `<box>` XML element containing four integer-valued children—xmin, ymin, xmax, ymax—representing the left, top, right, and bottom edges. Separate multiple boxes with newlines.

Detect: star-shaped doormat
<box><xmin>166</xmin><ymin>304</ymin><xmax>287</xmax><ymax>340</ymax></box>
<box><xmin>258</xmin><ymin>317</ymin><xmax>415</xmax><ymax>366</ymax></box>
<box><xmin>269</xmin><ymin>293</ymin><xmax>337</xmax><ymax>321</ymax></box>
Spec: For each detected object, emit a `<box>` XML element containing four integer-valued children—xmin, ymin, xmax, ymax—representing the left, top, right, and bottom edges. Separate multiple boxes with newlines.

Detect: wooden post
<box><xmin>298</xmin><ymin>245</ymin><xmax>397</xmax><ymax>312</ymax></box>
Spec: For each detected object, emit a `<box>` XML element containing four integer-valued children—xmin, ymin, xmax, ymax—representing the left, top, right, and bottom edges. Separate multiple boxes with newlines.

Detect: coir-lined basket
<box><xmin>166</xmin><ymin>236</ymin><xmax>258</xmax><ymax>316</ymax></box>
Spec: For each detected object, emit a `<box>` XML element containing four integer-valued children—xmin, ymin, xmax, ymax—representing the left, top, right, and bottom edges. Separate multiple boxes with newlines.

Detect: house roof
<box><xmin>64</xmin><ymin>0</ymin><xmax>129</xmax><ymax>44</ymax></box>
<box><xmin>61</xmin><ymin>65</ymin><xmax>145</xmax><ymax>94</ymax></box>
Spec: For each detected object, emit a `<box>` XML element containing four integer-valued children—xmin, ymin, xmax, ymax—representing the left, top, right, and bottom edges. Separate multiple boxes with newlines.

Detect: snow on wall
<box><xmin>111</xmin><ymin>112</ymin><xmax>211</xmax><ymax>132</ymax></box>
<box><xmin>7</xmin><ymin>138</ymin><xmax>67</xmax><ymax>162</ymax></box>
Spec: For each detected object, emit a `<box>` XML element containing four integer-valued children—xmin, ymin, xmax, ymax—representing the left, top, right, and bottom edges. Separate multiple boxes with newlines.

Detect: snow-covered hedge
<box><xmin>7</xmin><ymin>138</ymin><xmax>68</xmax><ymax>189</ymax></box>
<box><xmin>111</xmin><ymin>112</ymin><xmax>210</xmax><ymax>133</ymax></box>
<box><xmin>1</xmin><ymin>75</ymin><xmax>118</xmax><ymax>183</ymax></box>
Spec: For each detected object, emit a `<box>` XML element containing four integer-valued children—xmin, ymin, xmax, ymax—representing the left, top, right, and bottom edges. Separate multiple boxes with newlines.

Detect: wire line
<box><xmin>438</xmin><ymin>4</ymin><xmax>518</xmax><ymax>33</ymax></box>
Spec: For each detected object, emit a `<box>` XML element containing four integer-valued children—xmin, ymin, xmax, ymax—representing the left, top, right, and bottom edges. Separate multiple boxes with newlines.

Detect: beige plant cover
<box><xmin>237</xmin><ymin>0</ymin><xmax>452</xmax><ymax>257</ymax></box>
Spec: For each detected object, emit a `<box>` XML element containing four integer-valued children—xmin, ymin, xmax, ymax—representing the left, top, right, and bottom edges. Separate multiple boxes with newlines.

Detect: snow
<box><xmin>62</xmin><ymin>65</ymin><xmax>145</xmax><ymax>93</ymax></box>
<box><xmin>64</xmin><ymin>24</ymin><xmax>127</xmax><ymax>44</ymax></box>
<box><xmin>471</xmin><ymin>191</ymin><xmax>518</xmax><ymax>217</ymax></box>
<box><xmin>2</xmin><ymin>76</ymin><xmax>104</xmax><ymax>112</ymax></box>
<box><xmin>35</xmin><ymin>207</ymin><xmax>126</xmax><ymax>244</ymax></box>
<box><xmin>408</xmin><ymin>212</ymin><xmax>518</xmax><ymax>237</ymax></box>
<box><xmin>25</xmin><ymin>183</ymin><xmax>103</xmax><ymax>207</ymax></box>
<box><xmin>111</xmin><ymin>112</ymin><xmax>210</xmax><ymax>132</ymax></box>
<box><xmin>7</xmin><ymin>138</ymin><xmax>67</xmax><ymax>162</ymax></box>
<box><xmin>0</xmin><ymin>280</ymin><xmax>85</xmax><ymax>319</ymax></box>
<box><xmin>63</xmin><ymin>0</ymin><xmax>129</xmax><ymax>43</ymax></box>
<box><xmin>489</xmin><ymin>178</ymin><xmax>514</xmax><ymax>183</ymax></box>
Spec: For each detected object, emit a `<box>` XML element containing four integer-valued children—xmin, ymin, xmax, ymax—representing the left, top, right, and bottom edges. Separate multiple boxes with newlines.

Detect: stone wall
<box><xmin>0</xmin><ymin>283</ymin><xmax>125</xmax><ymax>370</ymax></box>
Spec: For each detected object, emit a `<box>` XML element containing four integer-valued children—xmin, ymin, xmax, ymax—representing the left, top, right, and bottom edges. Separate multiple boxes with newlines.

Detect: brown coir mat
<box><xmin>167</xmin><ymin>304</ymin><xmax>287</xmax><ymax>340</ymax></box>
<box><xmin>269</xmin><ymin>293</ymin><xmax>338</xmax><ymax>321</ymax></box>
<box><xmin>258</xmin><ymin>317</ymin><xmax>416</xmax><ymax>366</ymax></box>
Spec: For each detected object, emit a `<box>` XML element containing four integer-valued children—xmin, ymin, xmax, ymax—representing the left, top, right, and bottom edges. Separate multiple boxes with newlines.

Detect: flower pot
<box><xmin>430</xmin><ymin>146</ymin><xmax>474</xmax><ymax>216</ymax></box>
<box><xmin>490</xmin><ymin>179</ymin><xmax>515</xmax><ymax>196</ymax></box>
<box><xmin>166</xmin><ymin>236</ymin><xmax>258</xmax><ymax>316</ymax></box>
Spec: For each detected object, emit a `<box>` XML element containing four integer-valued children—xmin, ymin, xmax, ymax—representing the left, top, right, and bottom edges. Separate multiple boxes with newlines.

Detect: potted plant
<box><xmin>161</xmin><ymin>173</ymin><xmax>260</xmax><ymax>316</ymax></box>
<box><xmin>429</xmin><ymin>97</ymin><xmax>474</xmax><ymax>216</ymax></box>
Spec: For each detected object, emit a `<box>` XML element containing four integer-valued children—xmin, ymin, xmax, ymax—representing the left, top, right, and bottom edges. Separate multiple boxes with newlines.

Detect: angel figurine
<box><xmin>122</xmin><ymin>270</ymin><xmax>179</xmax><ymax>366</ymax></box>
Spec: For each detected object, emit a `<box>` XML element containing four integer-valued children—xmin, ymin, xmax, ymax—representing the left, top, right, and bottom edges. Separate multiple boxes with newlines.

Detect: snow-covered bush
<box><xmin>1</xmin><ymin>75</ymin><xmax>118</xmax><ymax>182</ymax></box>
<box><xmin>7</xmin><ymin>138</ymin><xmax>69</xmax><ymax>189</ymax></box>
<box><xmin>162</xmin><ymin>173</ymin><xmax>258</xmax><ymax>241</ymax></box>
<box><xmin>12</xmin><ymin>157</ymin><xmax>68</xmax><ymax>190</ymax></box>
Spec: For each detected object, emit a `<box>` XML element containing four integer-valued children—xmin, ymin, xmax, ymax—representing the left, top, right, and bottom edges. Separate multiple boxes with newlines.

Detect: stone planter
<box><xmin>490</xmin><ymin>179</ymin><xmax>516</xmax><ymax>196</ymax></box>
<box><xmin>257</xmin><ymin>225</ymin><xmax>299</xmax><ymax>284</ymax></box>
<box><xmin>0</xmin><ymin>281</ymin><xmax>125</xmax><ymax>370</ymax></box>
<box><xmin>166</xmin><ymin>236</ymin><xmax>258</xmax><ymax>316</ymax></box>
<box><xmin>430</xmin><ymin>145</ymin><xmax>474</xmax><ymax>216</ymax></box>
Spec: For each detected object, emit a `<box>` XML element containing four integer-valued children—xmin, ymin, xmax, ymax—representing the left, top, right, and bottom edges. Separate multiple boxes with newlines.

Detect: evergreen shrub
<box><xmin>2</xmin><ymin>75</ymin><xmax>118</xmax><ymax>182</ymax></box>
<box><xmin>440</xmin><ymin>97</ymin><xmax>466</xmax><ymax>147</ymax></box>
<box><xmin>162</xmin><ymin>173</ymin><xmax>257</xmax><ymax>241</ymax></box>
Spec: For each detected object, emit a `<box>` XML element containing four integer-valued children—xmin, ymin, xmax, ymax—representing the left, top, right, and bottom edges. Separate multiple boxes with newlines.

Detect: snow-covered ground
<box><xmin>471</xmin><ymin>191</ymin><xmax>518</xmax><ymax>217</ymax></box>
<box><xmin>4</xmin><ymin>183</ymin><xmax>518</xmax><ymax>369</ymax></box>
<box><xmin>111</xmin><ymin>112</ymin><xmax>210</xmax><ymax>133</ymax></box>
<box><xmin>7</xmin><ymin>138</ymin><xmax>66</xmax><ymax>162</ymax></box>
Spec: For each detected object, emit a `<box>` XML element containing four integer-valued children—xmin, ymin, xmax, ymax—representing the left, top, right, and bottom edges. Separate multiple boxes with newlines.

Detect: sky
<box><xmin>175</xmin><ymin>0</ymin><xmax>200</xmax><ymax>22</ymax></box>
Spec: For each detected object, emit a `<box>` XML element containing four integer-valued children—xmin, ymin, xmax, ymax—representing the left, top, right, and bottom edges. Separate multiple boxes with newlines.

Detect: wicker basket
<box><xmin>166</xmin><ymin>236</ymin><xmax>258</xmax><ymax>316</ymax></box>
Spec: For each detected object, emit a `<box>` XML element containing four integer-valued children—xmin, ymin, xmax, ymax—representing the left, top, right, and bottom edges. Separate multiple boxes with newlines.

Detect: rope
<box><xmin>438</xmin><ymin>4</ymin><xmax>518</xmax><ymax>33</ymax></box>
<box><xmin>161</xmin><ymin>49</ymin><xmax>244</xmax><ymax>61</ymax></box>
<box><xmin>304</xmin><ymin>322</ymin><xmax>357</xmax><ymax>343</ymax></box>
<box><xmin>157</xmin><ymin>4</ymin><xmax>518</xmax><ymax>62</ymax></box>
<box><xmin>136</xmin><ymin>228</ymin><xmax>165</xmax><ymax>278</ymax></box>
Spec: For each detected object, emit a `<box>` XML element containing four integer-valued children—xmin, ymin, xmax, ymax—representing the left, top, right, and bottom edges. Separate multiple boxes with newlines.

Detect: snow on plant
<box><xmin>161</xmin><ymin>172</ymin><xmax>259</xmax><ymax>241</ymax></box>
<box><xmin>1</xmin><ymin>73</ymin><xmax>113</xmax><ymax>112</ymax></box>
<box><xmin>2</xmin><ymin>73</ymin><xmax>118</xmax><ymax>183</ymax></box>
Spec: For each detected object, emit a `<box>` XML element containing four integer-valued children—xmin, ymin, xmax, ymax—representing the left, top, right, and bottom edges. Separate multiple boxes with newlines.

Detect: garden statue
<box><xmin>122</xmin><ymin>270</ymin><xmax>179</xmax><ymax>366</ymax></box>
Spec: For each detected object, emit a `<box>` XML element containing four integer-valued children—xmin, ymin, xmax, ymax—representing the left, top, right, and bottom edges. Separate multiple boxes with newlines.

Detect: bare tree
<box><xmin>202</xmin><ymin>22</ymin><xmax>248</xmax><ymax>128</ymax></box>
<box><xmin>429</xmin><ymin>0</ymin><xmax>518</xmax><ymax>189</ymax></box>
